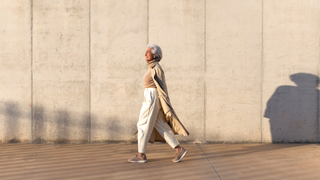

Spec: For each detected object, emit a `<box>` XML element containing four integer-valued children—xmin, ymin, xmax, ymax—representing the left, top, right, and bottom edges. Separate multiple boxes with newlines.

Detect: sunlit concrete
<box><xmin>0</xmin><ymin>0</ymin><xmax>319</xmax><ymax>143</ymax></box>
<box><xmin>206</xmin><ymin>0</ymin><xmax>262</xmax><ymax>143</ymax></box>
<box><xmin>90</xmin><ymin>0</ymin><xmax>147</xmax><ymax>142</ymax></box>
<box><xmin>149</xmin><ymin>0</ymin><xmax>205</xmax><ymax>142</ymax></box>
<box><xmin>32</xmin><ymin>0</ymin><xmax>90</xmax><ymax>143</ymax></box>
<box><xmin>0</xmin><ymin>0</ymin><xmax>32</xmax><ymax>143</ymax></box>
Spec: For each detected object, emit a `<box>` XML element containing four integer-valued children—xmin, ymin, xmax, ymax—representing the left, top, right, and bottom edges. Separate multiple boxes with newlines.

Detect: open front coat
<box><xmin>135</xmin><ymin>62</ymin><xmax>190</xmax><ymax>143</ymax></box>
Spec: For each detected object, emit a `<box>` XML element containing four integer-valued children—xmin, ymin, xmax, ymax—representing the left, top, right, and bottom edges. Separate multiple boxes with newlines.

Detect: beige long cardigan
<box><xmin>135</xmin><ymin>62</ymin><xmax>189</xmax><ymax>143</ymax></box>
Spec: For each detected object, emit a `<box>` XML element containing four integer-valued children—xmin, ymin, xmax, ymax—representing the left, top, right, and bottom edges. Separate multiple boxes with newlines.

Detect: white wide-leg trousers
<box><xmin>137</xmin><ymin>88</ymin><xmax>179</xmax><ymax>153</ymax></box>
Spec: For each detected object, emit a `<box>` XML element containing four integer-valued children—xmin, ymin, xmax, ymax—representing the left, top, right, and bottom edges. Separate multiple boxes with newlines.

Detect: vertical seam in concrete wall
<box><xmin>147</xmin><ymin>0</ymin><xmax>149</xmax><ymax>44</ymax></box>
<box><xmin>31</xmin><ymin>0</ymin><xmax>34</xmax><ymax>142</ymax></box>
<box><xmin>260</xmin><ymin>0</ymin><xmax>264</xmax><ymax>143</ymax></box>
<box><xmin>318</xmin><ymin>13</ymin><xmax>320</xmax><ymax>143</ymax></box>
<box><xmin>316</xmin><ymin>55</ymin><xmax>320</xmax><ymax>143</ymax></box>
<box><xmin>203</xmin><ymin>0</ymin><xmax>206</xmax><ymax>142</ymax></box>
<box><xmin>89</xmin><ymin>0</ymin><xmax>92</xmax><ymax>144</ymax></box>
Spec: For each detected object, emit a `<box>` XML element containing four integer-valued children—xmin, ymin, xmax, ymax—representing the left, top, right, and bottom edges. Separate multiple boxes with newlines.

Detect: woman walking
<box><xmin>128</xmin><ymin>44</ymin><xmax>189</xmax><ymax>163</ymax></box>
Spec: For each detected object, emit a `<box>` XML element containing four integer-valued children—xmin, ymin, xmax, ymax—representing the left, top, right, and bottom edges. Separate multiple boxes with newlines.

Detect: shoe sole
<box><xmin>172</xmin><ymin>150</ymin><xmax>188</xmax><ymax>163</ymax></box>
<box><xmin>128</xmin><ymin>160</ymin><xmax>147</xmax><ymax>163</ymax></box>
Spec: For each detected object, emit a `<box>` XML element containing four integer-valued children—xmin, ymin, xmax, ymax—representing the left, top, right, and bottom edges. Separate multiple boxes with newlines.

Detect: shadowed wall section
<box><xmin>262</xmin><ymin>0</ymin><xmax>320</xmax><ymax>142</ymax></box>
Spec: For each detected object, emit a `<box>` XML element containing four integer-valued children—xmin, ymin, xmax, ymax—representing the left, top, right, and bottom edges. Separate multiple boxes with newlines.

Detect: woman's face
<box><xmin>145</xmin><ymin>47</ymin><xmax>155</xmax><ymax>61</ymax></box>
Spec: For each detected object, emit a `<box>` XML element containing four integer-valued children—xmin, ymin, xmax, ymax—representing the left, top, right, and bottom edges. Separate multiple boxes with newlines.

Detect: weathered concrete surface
<box><xmin>0</xmin><ymin>1</ymin><xmax>32</xmax><ymax>143</ymax></box>
<box><xmin>1</xmin><ymin>0</ymin><xmax>320</xmax><ymax>143</ymax></box>
<box><xmin>262</xmin><ymin>0</ymin><xmax>320</xmax><ymax>142</ymax></box>
<box><xmin>149</xmin><ymin>0</ymin><xmax>205</xmax><ymax>142</ymax></box>
<box><xmin>205</xmin><ymin>0</ymin><xmax>262</xmax><ymax>142</ymax></box>
<box><xmin>0</xmin><ymin>143</ymin><xmax>319</xmax><ymax>179</ymax></box>
<box><xmin>32</xmin><ymin>0</ymin><xmax>90</xmax><ymax>143</ymax></box>
<box><xmin>91</xmin><ymin>0</ymin><xmax>147</xmax><ymax>142</ymax></box>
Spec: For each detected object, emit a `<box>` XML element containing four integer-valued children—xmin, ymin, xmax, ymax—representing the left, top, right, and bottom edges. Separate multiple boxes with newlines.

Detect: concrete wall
<box><xmin>206</xmin><ymin>0</ymin><xmax>262</xmax><ymax>142</ymax></box>
<box><xmin>32</xmin><ymin>0</ymin><xmax>90</xmax><ymax>143</ymax></box>
<box><xmin>0</xmin><ymin>0</ymin><xmax>319</xmax><ymax>143</ymax></box>
<box><xmin>262</xmin><ymin>0</ymin><xmax>320</xmax><ymax>142</ymax></box>
<box><xmin>149</xmin><ymin>0</ymin><xmax>205</xmax><ymax>142</ymax></box>
<box><xmin>0</xmin><ymin>0</ymin><xmax>32</xmax><ymax>143</ymax></box>
<box><xmin>91</xmin><ymin>0</ymin><xmax>147</xmax><ymax>142</ymax></box>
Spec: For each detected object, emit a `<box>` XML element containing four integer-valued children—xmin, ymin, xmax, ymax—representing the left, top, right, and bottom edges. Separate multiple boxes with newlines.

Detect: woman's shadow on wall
<box><xmin>264</xmin><ymin>73</ymin><xmax>319</xmax><ymax>142</ymax></box>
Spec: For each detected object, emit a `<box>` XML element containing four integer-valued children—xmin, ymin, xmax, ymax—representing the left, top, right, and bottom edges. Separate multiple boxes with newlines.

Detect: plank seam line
<box><xmin>198</xmin><ymin>146</ymin><xmax>222</xmax><ymax>180</ymax></box>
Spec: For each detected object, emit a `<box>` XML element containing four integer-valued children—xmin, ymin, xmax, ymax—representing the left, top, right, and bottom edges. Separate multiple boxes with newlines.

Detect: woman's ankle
<box><xmin>175</xmin><ymin>145</ymin><xmax>182</xmax><ymax>152</ymax></box>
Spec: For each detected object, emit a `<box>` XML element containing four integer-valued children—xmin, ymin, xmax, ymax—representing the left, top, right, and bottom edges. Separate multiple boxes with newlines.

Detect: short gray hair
<box><xmin>147</xmin><ymin>44</ymin><xmax>162</xmax><ymax>61</ymax></box>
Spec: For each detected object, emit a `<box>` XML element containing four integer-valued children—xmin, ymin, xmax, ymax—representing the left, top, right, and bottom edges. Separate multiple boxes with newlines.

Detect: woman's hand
<box><xmin>166</xmin><ymin>111</ymin><xmax>174</xmax><ymax>122</ymax></box>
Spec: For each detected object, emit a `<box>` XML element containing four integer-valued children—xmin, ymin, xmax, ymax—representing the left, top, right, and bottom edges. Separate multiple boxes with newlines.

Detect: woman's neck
<box><xmin>146</xmin><ymin>59</ymin><xmax>158</xmax><ymax>68</ymax></box>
